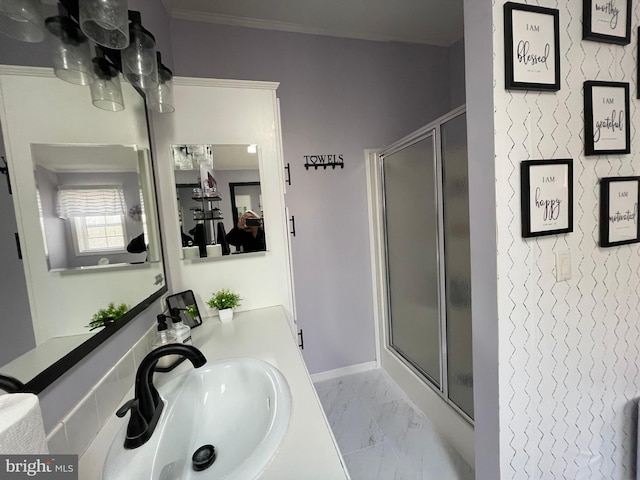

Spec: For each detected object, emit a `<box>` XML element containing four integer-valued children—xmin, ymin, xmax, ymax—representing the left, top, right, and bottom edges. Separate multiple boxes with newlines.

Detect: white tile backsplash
<box><xmin>133</xmin><ymin>334</ymin><xmax>150</xmax><ymax>368</ymax></box>
<box><xmin>46</xmin><ymin>422</ymin><xmax>69</xmax><ymax>454</ymax></box>
<box><xmin>95</xmin><ymin>366</ymin><xmax>122</xmax><ymax>428</ymax></box>
<box><xmin>116</xmin><ymin>350</ymin><xmax>135</xmax><ymax>396</ymax></box>
<box><xmin>64</xmin><ymin>392</ymin><xmax>100</xmax><ymax>455</ymax></box>
<box><xmin>46</xmin><ymin>324</ymin><xmax>155</xmax><ymax>457</ymax></box>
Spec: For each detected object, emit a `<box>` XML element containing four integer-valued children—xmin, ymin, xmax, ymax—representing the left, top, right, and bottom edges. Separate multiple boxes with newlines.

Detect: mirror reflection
<box><xmin>0</xmin><ymin>72</ymin><xmax>165</xmax><ymax>386</ymax></box>
<box><xmin>172</xmin><ymin>144</ymin><xmax>265</xmax><ymax>259</ymax></box>
<box><xmin>32</xmin><ymin>144</ymin><xmax>160</xmax><ymax>271</ymax></box>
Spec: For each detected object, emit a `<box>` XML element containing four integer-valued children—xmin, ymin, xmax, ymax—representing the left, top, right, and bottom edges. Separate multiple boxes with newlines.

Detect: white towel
<box><xmin>0</xmin><ymin>393</ymin><xmax>48</xmax><ymax>454</ymax></box>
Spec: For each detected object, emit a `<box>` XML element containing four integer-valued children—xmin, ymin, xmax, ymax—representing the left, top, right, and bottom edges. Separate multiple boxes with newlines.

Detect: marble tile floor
<box><xmin>314</xmin><ymin>369</ymin><xmax>474</xmax><ymax>480</ymax></box>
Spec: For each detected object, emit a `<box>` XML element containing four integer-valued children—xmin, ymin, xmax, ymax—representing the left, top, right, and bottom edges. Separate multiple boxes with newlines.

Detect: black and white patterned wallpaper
<box><xmin>494</xmin><ymin>0</ymin><xmax>640</xmax><ymax>478</ymax></box>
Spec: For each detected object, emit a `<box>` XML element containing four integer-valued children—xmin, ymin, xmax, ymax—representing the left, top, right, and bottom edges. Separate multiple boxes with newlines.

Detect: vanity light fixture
<box><xmin>0</xmin><ymin>0</ymin><xmax>45</xmax><ymax>43</ymax></box>
<box><xmin>146</xmin><ymin>52</ymin><xmax>174</xmax><ymax>113</ymax></box>
<box><xmin>90</xmin><ymin>48</ymin><xmax>124</xmax><ymax>112</ymax></box>
<box><xmin>247</xmin><ymin>144</ymin><xmax>257</xmax><ymax>154</ymax></box>
<box><xmin>45</xmin><ymin>8</ymin><xmax>96</xmax><ymax>86</ymax></box>
<box><xmin>1</xmin><ymin>0</ymin><xmax>176</xmax><ymax>114</ymax></box>
<box><xmin>121</xmin><ymin>10</ymin><xmax>157</xmax><ymax>89</ymax></box>
<box><xmin>78</xmin><ymin>0</ymin><xmax>129</xmax><ymax>49</ymax></box>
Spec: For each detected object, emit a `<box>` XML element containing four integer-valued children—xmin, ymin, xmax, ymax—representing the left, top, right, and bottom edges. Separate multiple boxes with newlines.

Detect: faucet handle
<box><xmin>116</xmin><ymin>398</ymin><xmax>137</xmax><ymax>418</ymax></box>
<box><xmin>116</xmin><ymin>398</ymin><xmax>149</xmax><ymax>441</ymax></box>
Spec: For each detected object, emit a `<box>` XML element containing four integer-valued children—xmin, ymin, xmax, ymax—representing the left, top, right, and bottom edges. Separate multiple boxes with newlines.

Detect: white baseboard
<box><xmin>310</xmin><ymin>361</ymin><xmax>378</xmax><ymax>383</ymax></box>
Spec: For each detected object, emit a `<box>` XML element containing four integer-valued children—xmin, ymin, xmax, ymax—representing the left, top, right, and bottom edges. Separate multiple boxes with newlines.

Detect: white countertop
<box><xmin>79</xmin><ymin>306</ymin><xmax>349</xmax><ymax>480</ymax></box>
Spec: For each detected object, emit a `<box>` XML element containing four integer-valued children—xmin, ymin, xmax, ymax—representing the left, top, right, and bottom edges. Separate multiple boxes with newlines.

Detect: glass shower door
<box><xmin>441</xmin><ymin>112</ymin><xmax>473</xmax><ymax>418</ymax></box>
<box><xmin>382</xmin><ymin>133</ymin><xmax>442</xmax><ymax>386</ymax></box>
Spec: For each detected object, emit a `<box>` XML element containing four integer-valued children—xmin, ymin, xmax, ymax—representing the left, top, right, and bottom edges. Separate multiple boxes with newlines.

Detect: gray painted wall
<box><xmin>0</xmin><ymin>129</ymin><xmax>34</xmax><ymax>366</ymax></box>
<box><xmin>449</xmin><ymin>37</ymin><xmax>466</xmax><ymax>109</ymax></box>
<box><xmin>34</xmin><ymin>165</ymin><xmax>68</xmax><ymax>270</ymax></box>
<box><xmin>170</xmin><ymin>20</ymin><xmax>462</xmax><ymax>373</ymax></box>
<box><xmin>463</xmin><ymin>0</ymin><xmax>499</xmax><ymax>478</ymax></box>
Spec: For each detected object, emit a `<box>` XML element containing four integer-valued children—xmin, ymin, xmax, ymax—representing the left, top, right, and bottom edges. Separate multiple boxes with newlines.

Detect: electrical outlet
<box><xmin>555</xmin><ymin>251</ymin><xmax>571</xmax><ymax>282</ymax></box>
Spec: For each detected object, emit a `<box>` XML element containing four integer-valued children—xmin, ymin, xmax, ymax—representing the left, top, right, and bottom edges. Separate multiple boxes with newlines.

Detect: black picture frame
<box><xmin>599</xmin><ymin>176</ymin><xmax>640</xmax><ymax>247</ymax></box>
<box><xmin>637</xmin><ymin>27</ymin><xmax>640</xmax><ymax>98</ymax></box>
<box><xmin>504</xmin><ymin>2</ymin><xmax>561</xmax><ymax>91</ymax></box>
<box><xmin>166</xmin><ymin>289</ymin><xmax>203</xmax><ymax>328</ymax></box>
<box><xmin>520</xmin><ymin>159</ymin><xmax>573</xmax><ymax>238</ymax></box>
<box><xmin>584</xmin><ymin>81</ymin><xmax>630</xmax><ymax>156</ymax></box>
<box><xmin>583</xmin><ymin>0</ymin><xmax>632</xmax><ymax>45</ymax></box>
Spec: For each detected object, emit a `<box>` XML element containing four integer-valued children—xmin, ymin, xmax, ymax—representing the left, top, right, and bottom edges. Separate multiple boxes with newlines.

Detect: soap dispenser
<box><xmin>169</xmin><ymin>308</ymin><xmax>192</xmax><ymax>345</ymax></box>
<box><xmin>152</xmin><ymin>314</ymin><xmax>179</xmax><ymax>369</ymax></box>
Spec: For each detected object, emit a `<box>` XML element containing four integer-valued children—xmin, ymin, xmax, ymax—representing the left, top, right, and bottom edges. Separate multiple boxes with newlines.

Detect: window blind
<box><xmin>56</xmin><ymin>186</ymin><xmax>127</xmax><ymax>219</ymax></box>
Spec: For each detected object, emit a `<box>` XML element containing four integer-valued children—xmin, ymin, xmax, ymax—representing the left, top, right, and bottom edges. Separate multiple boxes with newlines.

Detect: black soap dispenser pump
<box><xmin>152</xmin><ymin>314</ymin><xmax>179</xmax><ymax>369</ymax></box>
<box><xmin>169</xmin><ymin>308</ymin><xmax>192</xmax><ymax>345</ymax></box>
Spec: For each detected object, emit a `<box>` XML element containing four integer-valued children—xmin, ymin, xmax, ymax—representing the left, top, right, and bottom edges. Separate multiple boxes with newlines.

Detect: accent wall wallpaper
<box><xmin>494</xmin><ymin>0</ymin><xmax>640</xmax><ymax>478</ymax></box>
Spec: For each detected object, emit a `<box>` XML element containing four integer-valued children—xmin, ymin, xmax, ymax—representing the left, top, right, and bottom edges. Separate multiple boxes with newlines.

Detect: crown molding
<box><xmin>170</xmin><ymin>9</ymin><xmax>445</xmax><ymax>46</ymax></box>
<box><xmin>0</xmin><ymin>65</ymin><xmax>55</xmax><ymax>77</ymax></box>
<box><xmin>174</xmin><ymin>76</ymin><xmax>279</xmax><ymax>90</ymax></box>
<box><xmin>0</xmin><ymin>66</ymin><xmax>280</xmax><ymax>91</ymax></box>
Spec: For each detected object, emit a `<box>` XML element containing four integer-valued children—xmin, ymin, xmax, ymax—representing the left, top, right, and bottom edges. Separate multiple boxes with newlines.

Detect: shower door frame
<box><xmin>374</xmin><ymin>105</ymin><xmax>472</xmax><ymax>425</ymax></box>
<box><xmin>380</xmin><ymin>128</ymin><xmax>447</xmax><ymax>391</ymax></box>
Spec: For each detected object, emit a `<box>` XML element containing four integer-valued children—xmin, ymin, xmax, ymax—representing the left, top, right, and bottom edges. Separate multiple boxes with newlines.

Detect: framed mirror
<box><xmin>0</xmin><ymin>68</ymin><xmax>166</xmax><ymax>393</ymax></box>
<box><xmin>172</xmin><ymin>144</ymin><xmax>265</xmax><ymax>259</ymax></box>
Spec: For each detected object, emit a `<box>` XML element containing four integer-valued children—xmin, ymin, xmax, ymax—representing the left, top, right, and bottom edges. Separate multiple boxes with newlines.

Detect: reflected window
<box><xmin>56</xmin><ymin>186</ymin><xmax>128</xmax><ymax>255</ymax></box>
<box><xmin>72</xmin><ymin>215</ymin><xmax>126</xmax><ymax>254</ymax></box>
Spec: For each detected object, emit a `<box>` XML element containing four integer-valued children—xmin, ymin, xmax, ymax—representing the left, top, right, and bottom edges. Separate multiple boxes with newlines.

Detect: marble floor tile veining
<box><xmin>314</xmin><ymin>369</ymin><xmax>474</xmax><ymax>480</ymax></box>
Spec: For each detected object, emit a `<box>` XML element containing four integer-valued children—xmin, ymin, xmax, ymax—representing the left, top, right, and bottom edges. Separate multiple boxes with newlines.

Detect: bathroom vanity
<box><xmin>79</xmin><ymin>306</ymin><xmax>350</xmax><ymax>480</ymax></box>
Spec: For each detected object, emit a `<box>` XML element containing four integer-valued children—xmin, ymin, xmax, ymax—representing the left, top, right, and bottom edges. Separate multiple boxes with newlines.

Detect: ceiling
<box><xmin>32</xmin><ymin>144</ymin><xmax>139</xmax><ymax>173</ymax></box>
<box><xmin>164</xmin><ymin>0</ymin><xmax>464</xmax><ymax>47</ymax></box>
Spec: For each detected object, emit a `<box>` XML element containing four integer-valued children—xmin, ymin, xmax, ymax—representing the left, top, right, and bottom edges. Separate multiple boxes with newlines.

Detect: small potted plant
<box><xmin>87</xmin><ymin>302</ymin><xmax>129</xmax><ymax>331</ymax></box>
<box><xmin>207</xmin><ymin>289</ymin><xmax>241</xmax><ymax>323</ymax></box>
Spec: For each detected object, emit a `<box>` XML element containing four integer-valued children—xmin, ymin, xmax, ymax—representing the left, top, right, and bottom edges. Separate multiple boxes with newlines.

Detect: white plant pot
<box><xmin>218</xmin><ymin>308</ymin><xmax>234</xmax><ymax>323</ymax></box>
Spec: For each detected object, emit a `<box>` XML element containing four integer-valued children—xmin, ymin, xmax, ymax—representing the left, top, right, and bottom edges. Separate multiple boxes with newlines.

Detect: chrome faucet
<box><xmin>0</xmin><ymin>374</ymin><xmax>24</xmax><ymax>393</ymax></box>
<box><xmin>116</xmin><ymin>344</ymin><xmax>206</xmax><ymax>449</ymax></box>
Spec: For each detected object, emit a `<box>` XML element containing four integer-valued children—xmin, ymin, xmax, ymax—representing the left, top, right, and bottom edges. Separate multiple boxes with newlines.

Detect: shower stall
<box><xmin>368</xmin><ymin>105</ymin><xmax>473</xmax><ymax>425</ymax></box>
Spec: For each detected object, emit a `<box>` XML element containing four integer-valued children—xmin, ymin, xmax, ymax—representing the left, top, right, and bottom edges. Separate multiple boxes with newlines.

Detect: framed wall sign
<box><xmin>583</xmin><ymin>0</ymin><xmax>632</xmax><ymax>45</ymax></box>
<box><xmin>520</xmin><ymin>159</ymin><xmax>573</xmax><ymax>238</ymax></box>
<box><xmin>599</xmin><ymin>177</ymin><xmax>640</xmax><ymax>247</ymax></box>
<box><xmin>504</xmin><ymin>2</ymin><xmax>560</xmax><ymax>91</ymax></box>
<box><xmin>584</xmin><ymin>81</ymin><xmax>630</xmax><ymax>156</ymax></box>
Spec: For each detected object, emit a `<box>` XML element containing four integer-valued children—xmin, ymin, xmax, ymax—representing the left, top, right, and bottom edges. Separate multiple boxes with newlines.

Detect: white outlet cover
<box><xmin>555</xmin><ymin>251</ymin><xmax>571</xmax><ymax>282</ymax></box>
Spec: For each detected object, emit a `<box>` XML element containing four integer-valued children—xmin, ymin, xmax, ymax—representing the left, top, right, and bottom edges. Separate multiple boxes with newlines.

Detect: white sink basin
<box><xmin>103</xmin><ymin>357</ymin><xmax>292</xmax><ymax>480</ymax></box>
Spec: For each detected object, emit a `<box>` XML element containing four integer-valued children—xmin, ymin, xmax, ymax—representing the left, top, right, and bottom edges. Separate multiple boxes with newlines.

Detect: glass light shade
<box><xmin>0</xmin><ymin>0</ymin><xmax>45</xmax><ymax>43</ymax></box>
<box><xmin>45</xmin><ymin>16</ymin><xmax>95</xmax><ymax>86</ymax></box>
<box><xmin>122</xmin><ymin>11</ymin><xmax>157</xmax><ymax>89</ymax></box>
<box><xmin>146</xmin><ymin>79</ymin><xmax>174</xmax><ymax>113</ymax></box>
<box><xmin>79</xmin><ymin>0</ymin><xmax>129</xmax><ymax>49</ymax></box>
<box><xmin>90</xmin><ymin>58</ymin><xmax>124</xmax><ymax>112</ymax></box>
<box><xmin>146</xmin><ymin>53</ymin><xmax>174</xmax><ymax>113</ymax></box>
